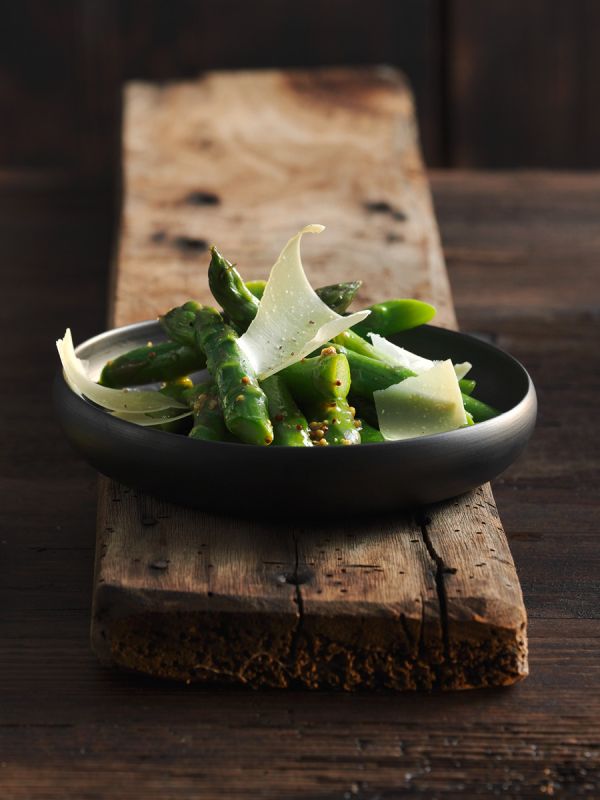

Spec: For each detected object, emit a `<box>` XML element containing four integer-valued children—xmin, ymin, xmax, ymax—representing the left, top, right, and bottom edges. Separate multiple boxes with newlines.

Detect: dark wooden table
<box><xmin>1</xmin><ymin>171</ymin><xmax>598</xmax><ymax>798</ymax></box>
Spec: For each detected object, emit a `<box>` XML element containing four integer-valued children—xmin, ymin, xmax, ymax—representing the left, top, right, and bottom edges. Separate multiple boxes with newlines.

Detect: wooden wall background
<box><xmin>1</xmin><ymin>0</ymin><xmax>599</xmax><ymax>186</ymax></box>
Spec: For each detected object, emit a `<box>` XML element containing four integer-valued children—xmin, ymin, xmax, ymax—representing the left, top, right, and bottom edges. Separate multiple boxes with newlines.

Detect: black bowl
<box><xmin>53</xmin><ymin>321</ymin><xmax>536</xmax><ymax>514</ymax></box>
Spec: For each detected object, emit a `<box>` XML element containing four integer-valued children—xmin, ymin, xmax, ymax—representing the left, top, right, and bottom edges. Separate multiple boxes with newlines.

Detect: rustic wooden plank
<box><xmin>93</xmin><ymin>67</ymin><xmax>527</xmax><ymax>689</ymax></box>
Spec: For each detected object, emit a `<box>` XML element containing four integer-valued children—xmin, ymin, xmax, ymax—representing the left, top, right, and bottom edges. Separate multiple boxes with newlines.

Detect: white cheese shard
<box><xmin>368</xmin><ymin>333</ymin><xmax>471</xmax><ymax>380</ymax></box>
<box><xmin>113</xmin><ymin>408</ymin><xmax>193</xmax><ymax>427</ymax></box>
<box><xmin>56</xmin><ymin>329</ymin><xmax>190</xmax><ymax>426</ymax></box>
<box><xmin>237</xmin><ymin>225</ymin><xmax>370</xmax><ymax>379</ymax></box>
<box><xmin>374</xmin><ymin>359</ymin><xmax>468</xmax><ymax>441</ymax></box>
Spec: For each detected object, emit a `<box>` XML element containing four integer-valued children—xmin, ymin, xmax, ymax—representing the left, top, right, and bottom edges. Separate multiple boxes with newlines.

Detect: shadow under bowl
<box><xmin>53</xmin><ymin>321</ymin><xmax>537</xmax><ymax>514</ymax></box>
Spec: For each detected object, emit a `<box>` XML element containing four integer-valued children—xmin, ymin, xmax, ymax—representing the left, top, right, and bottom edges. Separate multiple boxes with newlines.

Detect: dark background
<box><xmin>2</xmin><ymin>3</ymin><xmax>599</xmax><ymax>795</ymax></box>
<box><xmin>1</xmin><ymin>0</ymin><xmax>599</xmax><ymax>190</ymax></box>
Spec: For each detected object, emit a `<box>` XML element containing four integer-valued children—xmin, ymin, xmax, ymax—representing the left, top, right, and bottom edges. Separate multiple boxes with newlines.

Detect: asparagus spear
<box><xmin>261</xmin><ymin>374</ymin><xmax>312</xmax><ymax>446</ymax></box>
<box><xmin>359</xmin><ymin>422</ymin><xmax>385</xmax><ymax>443</ymax></box>
<box><xmin>315</xmin><ymin>281</ymin><xmax>362</xmax><ymax>314</ymax></box>
<box><xmin>209</xmin><ymin>245</ymin><xmax>364</xmax><ymax>330</ymax></box>
<box><xmin>185</xmin><ymin>381</ymin><xmax>232</xmax><ymax>442</ymax></box>
<box><xmin>155</xmin><ymin>378</ymin><xmax>195</xmax><ymax>433</ymax></box>
<box><xmin>159</xmin><ymin>301</ymin><xmax>202</xmax><ymax>347</ymax></box>
<box><xmin>348</xmin><ymin>393</ymin><xmax>379</xmax><ymax>428</ymax></box>
<box><xmin>457</xmin><ymin>394</ymin><xmax>499</xmax><ymax>424</ymax></box>
<box><xmin>160</xmin><ymin>378</ymin><xmax>232</xmax><ymax>441</ymax></box>
<box><xmin>333</xmin><ymin>329</ymin><xmax>383</xmax><ymax>360</ymax></box>
<box><xmin>99</xmin><ymin>341</ymin><xmax>206</xmax><ymax>388</ymax></box>
<box><xmin>459</xmin><ymin>378</ymin><xmax>476</xmax><ymax>396</ymax></box>
<box><xmin>194</xmin><ymin>306</ymin><xmax>273</xmax><ymax>445</ymax></box>
<box><xmin>114</xmin><ymin>271</ymin><xmax>360</xmax><ymax>391</ymax></box>
<box><xmin>352</xmin><ymin>299</ymin><xmax>436</xmax><ymax>339</ymax></box>
<box><xmin>282</xmin><ymin>347</ymin><xmax>360</xmax><ymax>445</ymax></box>
<box><xmin>245</xmin><ymin>280</ymin><xmax>267</xmax><ymax>300</ymax></box>
<box><xmin>160</xmin><ymin>376</ymin><xmax>194</xmax><ymax>403</ymax></box>
<box><xmin>208</xmin><ymin>247</ymin><xmax>261</xmax><ymax>330</ymax></box>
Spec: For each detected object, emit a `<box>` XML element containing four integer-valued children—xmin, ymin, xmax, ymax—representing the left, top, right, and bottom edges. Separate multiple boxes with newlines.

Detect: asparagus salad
<box><xmin>56</xmin><ymin>225</ymin><xmax>498</xmax><ymax>446</ymax></box>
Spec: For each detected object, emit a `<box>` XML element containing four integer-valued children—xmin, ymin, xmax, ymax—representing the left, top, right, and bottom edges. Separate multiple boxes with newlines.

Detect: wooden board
<box><xmin>92</xmin><ymin>67</ymin><xmax>528</xmax><ymax>689</ymax></box>
<box><xmin>2</xmin><ymin>169</ymin><xmax>598</xmax><ymax>798</ymax></box>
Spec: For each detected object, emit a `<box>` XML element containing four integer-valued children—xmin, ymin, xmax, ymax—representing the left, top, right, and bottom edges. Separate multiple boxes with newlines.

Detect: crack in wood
<box><xmin>399</xmin><ymin>612</ymin><xmax>414</xmax><ymax>650</ymax></box>
<box><xmin>288</xmin><ymin>533</ymin><xmax>305</xmax><ymax>670</ymax></box>
<box><xmin>416</xmin><ymin>510</ymin><xmax>451</xmax><ymax>664</ymax></box>
<box><xmin>417</xmin><ymin>594</ymin><xmax>426</xmax><ymax>662</ymax></box>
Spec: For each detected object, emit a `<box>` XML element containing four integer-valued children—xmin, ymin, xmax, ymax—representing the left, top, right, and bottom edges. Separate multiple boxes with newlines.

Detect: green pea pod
<box><xmin>352</xmin><ymin>299</ymin><xmax>436</xmax><ymax>339</ymax></box>
<box><xmin>335</xmin><ymin>346</ymin><xmax>498</xmax><ymax>424</ymax></box>
<box><xmin>194</xmin><ymin>306</ymin><xmax>273</xmax><ymax>445</ymax></box>
<box><xmin>159</xmin><ymin>301</ymin><xmax>202</xmax><ymax>347</ymax></box>
<box><xmin>261</xmin><ymin>374</ymin><xmax>312</xmax><ymax>446</ymax></box>
<box><xmin>99</xmin><ymin>341</ymin><xmax>206</xmax><ymax>388</ymax></box>
<box><xmin>208</xmin><ymin>247</ymin><xmax>260</xmax><ymax>330</ymax></box>
<box><xmin>283</xmin><ymin>348</ymin><xmax>360</xmax><ymax>445</ymax></box>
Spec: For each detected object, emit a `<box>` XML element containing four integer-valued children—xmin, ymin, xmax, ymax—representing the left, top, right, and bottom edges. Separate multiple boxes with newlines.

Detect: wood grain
<box><xmin>114</xmin><ymin>68</ymin><xmax>454</xmax><ymax>326</ymax></box>
<box><xmin>92</xmin><ymin>68</ymin><xmax>528</xmax><ymax>690</ymax></box>
<box><xmin>0</xmin><ymin>171</ymin><xmax>598</xmax><ymax>796</ymax></box>
<box><xmin>449</xmin><ymin>0</ymin><xmax>600</xmax><ymax>167</ymax></box>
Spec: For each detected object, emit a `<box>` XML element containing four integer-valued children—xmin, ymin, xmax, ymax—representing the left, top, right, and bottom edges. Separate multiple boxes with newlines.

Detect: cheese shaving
<box><xmin>114</xmin><ymin>409</ymin><xmax>193</xmax><ymax>426</ymax></box>
<box><xmin>56</xmin><ymin>329</ymin><xmax>187</xmax><ymax>415</ymax></box>
<box><xmin>374</xmin><ymin>359</ymin><xmax>468</xmax><ymax>441</ymax></box>
<box><xmin>368</xmin><ymin>333</ymin><xmax>471</xmax><ymax>380</ymax></box>
<box><xmin>238</xmin><ymin>225</ymin><xmax>370</xmax><ymax>379</ymax></box>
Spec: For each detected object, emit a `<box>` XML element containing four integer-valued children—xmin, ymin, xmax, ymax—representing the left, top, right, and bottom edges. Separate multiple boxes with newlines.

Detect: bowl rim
<box><xmin>60</xmin><ymin>319</ymin><xmax>537</xmax><ymax>453</ymax></box>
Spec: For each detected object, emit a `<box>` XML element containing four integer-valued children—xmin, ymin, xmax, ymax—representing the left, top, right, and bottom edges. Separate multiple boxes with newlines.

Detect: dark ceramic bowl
<box><xmin>53</xmin><ymin>321</ymin><xmax>536</xmax><ymax>514</ymax></box>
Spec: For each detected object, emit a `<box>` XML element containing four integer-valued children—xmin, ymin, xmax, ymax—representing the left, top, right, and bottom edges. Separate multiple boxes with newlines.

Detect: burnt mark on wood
<box><xmin>386</xmin><ymin>232</ymin><xmax>405</xmax><ymax>243</ymax></box>
<box><xmin>364</xmin><ymin>199</ymin><xmax>407</xmax><ymax>221</ymax></box>
<box><xmin>185</xmin><ymin>190</ymin><xmax>220</xmax><ymax>206</ymax></box>
<box><xmin>174</xmin><ymin>235</ymin><xmax>209</xmax><ymax>253</ymax></box>
<box><xmin>286</xmin><ymin>68</ymin><xmax>405</xmax><ymax>116</ymax></box>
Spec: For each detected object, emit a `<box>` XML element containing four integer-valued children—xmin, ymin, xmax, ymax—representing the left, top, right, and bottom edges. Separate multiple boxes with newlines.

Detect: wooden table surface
<box><xmin>1</xmin><ymin>171</ymin><xmax>598</xmax><ymax>798</ymax></box>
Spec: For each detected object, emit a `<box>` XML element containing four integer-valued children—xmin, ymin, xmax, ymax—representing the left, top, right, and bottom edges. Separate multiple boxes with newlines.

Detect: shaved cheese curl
<box><xmin>238</xmin><ymin>225</ymin><xmax>370</xmax><ymax>379</ymax></box>
<box><xmin>56</xmin><ymin>329</ymin><xmax>190</xmax><ymax>424</ymax></box>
